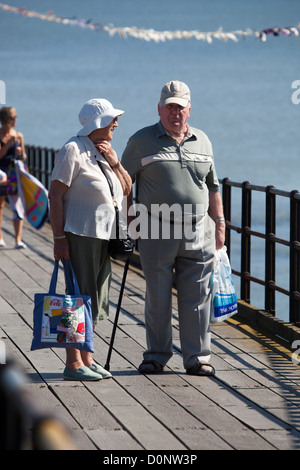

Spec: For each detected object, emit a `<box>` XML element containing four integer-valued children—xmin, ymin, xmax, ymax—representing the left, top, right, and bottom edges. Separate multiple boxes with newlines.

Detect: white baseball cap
<box><xmin>77</xmin><ymin>98</ymin><xmax>124</xmax><ymax>136</ymax></box>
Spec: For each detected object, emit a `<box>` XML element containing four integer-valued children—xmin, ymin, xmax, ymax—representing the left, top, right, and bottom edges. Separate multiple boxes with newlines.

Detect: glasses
<box><xmin>9</xmin><ymin>115</ymin><xmax>17</xmax><ymax>120</ymax></box>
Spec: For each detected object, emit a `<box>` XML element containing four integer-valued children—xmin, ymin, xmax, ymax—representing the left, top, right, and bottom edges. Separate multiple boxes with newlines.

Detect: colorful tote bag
<box><xmin>6</xmin><ymin>162</ymin><xmax>18</xmax><ymax>195</ymax></box>
<box><xmin>31</xmin><ymin>260</ymin><xmax>94</xmax><ymax>352</ymax></box>
<box><xmin>15</xmin><ymin>160</ymin><xmax>49</xmax><ymax>230</ymax></box>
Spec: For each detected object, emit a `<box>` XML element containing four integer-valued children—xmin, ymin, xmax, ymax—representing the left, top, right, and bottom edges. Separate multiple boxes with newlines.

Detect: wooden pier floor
<box><xmin>1</xmin><ymin>204</ymin><xmax>300</xmax><ymax>451</ymax></box>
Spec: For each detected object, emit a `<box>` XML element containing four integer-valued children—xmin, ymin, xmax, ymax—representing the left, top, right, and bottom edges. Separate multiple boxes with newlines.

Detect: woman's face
<box><xmin>8</xmin><ymin>108</ymin><xmax>17</xmax><ymax>127</ymax></box>
<box><xmin>0</xmin><ymin>107</ymin><xmax>17</xmax><ymax>128</ymax></box>
<box><xmin>90</xmin><ymin>117</ymin><xmax>119</xmax><ymax>142</ymax></box>
<box><xmin>8</xmin><ymin>108</ymin><xmax>17</xmax><ymax>118</ymax></box>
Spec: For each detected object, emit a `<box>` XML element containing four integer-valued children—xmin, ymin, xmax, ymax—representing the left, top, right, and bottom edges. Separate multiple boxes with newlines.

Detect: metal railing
<box><xmin>26</xmin><ymin>144</ymin><xmax>56</xmax><ymax>190</ymax></box>
<box><xmin>25</xmin><ymin>145</ymin><xmax>300</xmax><ymax>325</ymax></box>
<box><xmin>221</xmin><ymin>178</ymin><xmax>300</xmax><ymax>326</ymax></box>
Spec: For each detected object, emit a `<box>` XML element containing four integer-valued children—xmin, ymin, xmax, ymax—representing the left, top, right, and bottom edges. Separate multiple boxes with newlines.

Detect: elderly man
<box><xmin>122</xmin><ymin>81</ymin><xmax>225</xmax><ymax>376</ymax></box>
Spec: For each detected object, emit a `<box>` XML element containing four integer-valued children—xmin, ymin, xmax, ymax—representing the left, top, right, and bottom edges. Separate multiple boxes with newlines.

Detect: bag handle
<box><xmin>97</xmin><ymin>161</ymin><xmax>120</xmax><ymax>238</ymax></box>
<box><xmin>49</xmin><ymin>259</ymin><xmax>81</xmax><ymax>296</ymax></box>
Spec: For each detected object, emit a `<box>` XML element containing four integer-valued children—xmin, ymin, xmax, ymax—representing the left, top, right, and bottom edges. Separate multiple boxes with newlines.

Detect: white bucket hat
<box><xmin>77</xmin><ymin>98</ymin><xmax>124</xmax><ymax>136</ymax></box>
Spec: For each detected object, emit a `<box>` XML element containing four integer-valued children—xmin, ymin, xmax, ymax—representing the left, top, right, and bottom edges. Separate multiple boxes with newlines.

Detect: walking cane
<box><xmin>104</xmin><ymin>258</ymin><xmax>130</xmax><ymax>371</ymax></box>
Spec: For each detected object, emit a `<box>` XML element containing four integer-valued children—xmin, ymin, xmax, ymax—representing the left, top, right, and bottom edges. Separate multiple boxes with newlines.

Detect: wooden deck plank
<box><xmin>1</xmin><ymin>204</ymin><xmax>300</xmax><ymax>451</ymax></box>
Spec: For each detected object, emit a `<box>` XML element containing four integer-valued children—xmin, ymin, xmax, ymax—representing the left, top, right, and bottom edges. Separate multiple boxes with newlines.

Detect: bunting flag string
<box><xmin>0</xmin><ymin>3</ymin><xmax>299</xmax><ymax>43</ymax></box>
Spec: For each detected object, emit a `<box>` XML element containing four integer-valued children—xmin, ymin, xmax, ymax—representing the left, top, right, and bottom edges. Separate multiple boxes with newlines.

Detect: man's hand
<box><xmin>215</xmin><ymin>221</ymin><xmax>225</xmax><ymax>250</ymax></box>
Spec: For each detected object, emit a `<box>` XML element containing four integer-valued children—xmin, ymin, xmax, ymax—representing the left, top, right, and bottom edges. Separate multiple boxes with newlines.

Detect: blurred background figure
<box><xmin>0</xmin><ymin>169</ymin><xmax>7</xmax><ymax>185</ymax></box>
<box><xmin>0</xmin><ymin>106</ymin><xmax>27</xmax><ymax>248</ymax></box>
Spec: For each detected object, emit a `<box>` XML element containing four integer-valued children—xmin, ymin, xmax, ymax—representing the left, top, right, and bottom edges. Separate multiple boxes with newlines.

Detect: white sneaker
<box><xmin>0</xmin><ymin>239</ymin><xmax>6</xmax><ymax>247</ymax></box>
<box><xmin>15</xmin><ymin>241</ymin><xmax>27</xmax><ymax>249</ymax></box>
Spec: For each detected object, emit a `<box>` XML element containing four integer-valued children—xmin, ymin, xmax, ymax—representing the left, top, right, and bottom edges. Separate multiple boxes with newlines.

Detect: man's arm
<box><xmin>208</xmin><ymin>190</ymin><xmax>225</xmax><ymax>250</ymax></box>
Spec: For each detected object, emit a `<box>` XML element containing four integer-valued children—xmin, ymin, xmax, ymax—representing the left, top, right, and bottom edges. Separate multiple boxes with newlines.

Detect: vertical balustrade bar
<box><xmin>25</xmin><ymin>145</ymin><xmax>34</xmax><ymax>174</ymax></box>
<box><xmin>37</xmin><ymin>147</ymin><xmax>42</xmax><ymax>182</ymax></box>
<box><xmin>222</xmin><ymin>177</ymin><xmax>231</xmax><ymax>259</ymax></box>
<box><xmin>44</xmin><ymin>148</ymin><xmax>50</xmax><ymax>190</ymax></box>
<box><xmin>241</xmin><ymin>181</ymin><xmax>251</xmax><ymax>303</ymax></box>
<box><xmin>40</xmin><ymin>148</ymin><xmax>45</xmax><ymax>187</ymax></box>
<box><xmin>49</xmin><ymin>149</ymin><xmax>56</xmax><ymax>189</ymax></box>
<box><xmin>32</xmin><ymin>146</ymin><xmax>38</xmax><ymax>179</ymax></box>
<box><xmin>31</xmin><ymin>146</ymin><xmax>36</xmax><ymax>176</ymax></box>
<box><xmin>290</xmin><ymin>190</ymin><xmax>300</xmax><ymax>325</ymax></box>
<box><xmin>265</xmin><ymin>186</ymin><xmax>276</xmax><ymax>314</ymax></box>
<box><xmin>44</xmin><ymin>148</ymin><xmax>53</xmax><ymax>190</ymax></box>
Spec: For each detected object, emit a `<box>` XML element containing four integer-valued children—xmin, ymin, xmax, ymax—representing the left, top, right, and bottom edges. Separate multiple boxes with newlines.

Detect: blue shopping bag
<box><xmin>210</xmin><ymin>246</ymin><xmax>238</xmax><ymax>323</ymax></box>
<box><xmin>31</xmin><ymin>259</ymin><xmax>94</xmax><ymax>352</ymax></box>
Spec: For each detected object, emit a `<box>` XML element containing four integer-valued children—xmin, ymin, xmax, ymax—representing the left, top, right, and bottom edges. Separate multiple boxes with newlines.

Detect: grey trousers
<box><xmin>138</xmin><ymin>213</ymin><xmax>215</xmax><ymax>369</ymax></box>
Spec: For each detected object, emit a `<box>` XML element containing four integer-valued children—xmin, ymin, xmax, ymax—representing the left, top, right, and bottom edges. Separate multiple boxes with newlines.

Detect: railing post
<box><xmin>222</xmin><ymin>177</ymin><xmax>231</xmax><ymax>259</ymax></box>
<box><xmin>25</xmin><ymin>144</ymin><xmax>55</xmax><ymax>189</ymax></box>
<box><xmin>37</xmin><ymin>147</ymin><xmax>42</xmax><ymax>182</ymax></box>
<box><xmin>45</xmin><ymin>148</ymin><xmax>56</xmax><ymax>190</ymax></box>
<box><xmin>25</xmin><ymin>145</ymin><xmax>34</xmax><ymax>174</ymax></box>
<box><xmin>265</xmin><ymin>186</ymin><xmax>276</xmax><ymax>315</ymax></box>
<box><xmin>290</xmin><ymin>190</ymin><xmax>300</xmax><ymax>325</ymax></box>
<box><xmin>29</xmin><ymin>145</ymin><xmax>38</xmax><ymax>178</ymax></box>
<box><xmin>241</xmin><ymin>181</ymin><xmax>251</xmax><ymax>303</ymax></box>
<box><xmin>21</xmin><ymin>144</ymin><xmax>300</xmax><ymax>325</ymax></box>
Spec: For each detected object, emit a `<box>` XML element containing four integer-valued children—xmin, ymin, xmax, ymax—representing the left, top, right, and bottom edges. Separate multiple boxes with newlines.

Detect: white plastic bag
<box><xmin>210</xmin><ymin>246</ymin><xmax>238</xmax><ymax>323</ymax></box>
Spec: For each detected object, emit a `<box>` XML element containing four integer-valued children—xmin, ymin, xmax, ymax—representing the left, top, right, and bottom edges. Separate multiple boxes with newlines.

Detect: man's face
<box><xmin>158</xmin><ymin>102</ymin><xmax>191</xmax><ymax>135</ymax></box>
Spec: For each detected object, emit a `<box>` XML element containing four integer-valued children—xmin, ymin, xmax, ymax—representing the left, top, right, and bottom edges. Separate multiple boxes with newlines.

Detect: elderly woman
<box><xmin>49</xmin><ymin>99</ymin><xmax>131</xmax><ymax>381</ymax></box>
<box><xmin>0</xmin><ymin>106</ymin><xmax>27</xmax><ymax>248</ymax></box>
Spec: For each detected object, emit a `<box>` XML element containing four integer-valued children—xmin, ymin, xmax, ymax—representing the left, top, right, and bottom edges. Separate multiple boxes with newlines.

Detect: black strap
<box><xmin>97</xmin><ymin>161</ymin><xmax>120</xmax><ymax>237</ymax></box>
<box><xmin>97</xmin><ymin>161</ymin><xmax>114</xmax><ymax>199</ymax></box>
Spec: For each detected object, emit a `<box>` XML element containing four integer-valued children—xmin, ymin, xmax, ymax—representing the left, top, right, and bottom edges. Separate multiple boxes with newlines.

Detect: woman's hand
<box><xmin>93</xmin><ymin>139</ymin><xmax>132</xmax><ymax>196</ymax></box>
<box><xmin>53</xmin><ymin>237</ymin><xmax>69</xmax><ymax>261</ymax></box>
<box><xmin>94</xmin><ymin>139</ymin><xmax>119</xmax><ymax>168</ymax></box>
<box><xmin>8</xmin><ymin>136</ymin><xmax>17</xmax><ymax>146</ymax></box>
<box><xmin>14</xmin><ymin>146</ymin><xmax>23</xmax><ymax>159</ymax></box>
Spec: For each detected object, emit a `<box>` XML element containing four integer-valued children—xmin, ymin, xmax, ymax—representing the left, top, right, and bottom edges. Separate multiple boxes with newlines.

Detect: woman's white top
<box><xmin>51</xmin><ymin>135</ymin><xmax>124</xmax><ymax>240</ymax></box>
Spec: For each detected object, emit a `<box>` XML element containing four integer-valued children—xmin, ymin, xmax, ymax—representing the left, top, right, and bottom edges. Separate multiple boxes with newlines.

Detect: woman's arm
<box><xmin>48</xmin><ymin>179</ymin><xmax>69</xmax><ymax>260</ymax></box>
<box><xmin>111</xmin><ymin>161</ymin><xmax>132</xmax><ymax>196</ymax></box>
<box><xmin>16</xmin><ymin>132</ymin><xmax>27</xmax><ymax>160</ymax></box>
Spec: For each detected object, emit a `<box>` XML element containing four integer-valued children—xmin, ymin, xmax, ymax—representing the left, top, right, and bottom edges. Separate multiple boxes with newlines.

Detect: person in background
<box><xmin>122</xmin><ymin>81</ymin><xmax>225</xmax><ymax>377</ymax></box>
<box><xmin>0</xmin><ymin>169</ymin><xmax>7</xmax><ymax>185</ymax></box>
<box><xmin>49</xmin><ymin>99</ymin><xmax>131</xmax><ymax>381</ymax></box>
<box><xmin>0</xmin><ymin>106</ymin><xmax>27</xmax><ymax>248</ymax></box>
